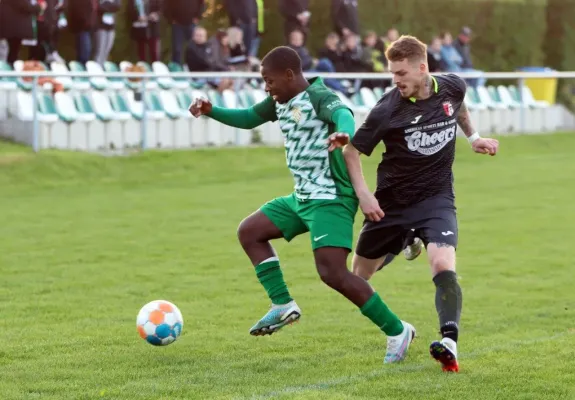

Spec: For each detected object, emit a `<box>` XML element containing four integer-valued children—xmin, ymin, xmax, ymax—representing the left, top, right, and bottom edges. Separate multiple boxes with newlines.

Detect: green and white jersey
<box><xmin>253</xmin><ymin>78</ymin><xmax>356</xmax><ymax>201</ymax></box>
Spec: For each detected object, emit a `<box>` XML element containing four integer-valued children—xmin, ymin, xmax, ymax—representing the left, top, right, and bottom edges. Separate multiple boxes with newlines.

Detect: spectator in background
<box><xmin>331</xmin><ymin>0</ymin><xmax>359</xmax><ymax>38</ymax></box>
<box><xmin>0</xmin><ymin>0</ymin><xmax>45</xmax><ymax>65</ymax></box>
<box><xmin>67</xmin><ymin>0</ymin><xmax>98</xmax><ymax>64</ymax></box>
<box><xmin>208</xmin><ymin>29</ymin><xmax>231</xmax><ymax>72</ymax></box>
<box><xmin>28</xmin><ymin>0</ymin><xmax>59</xmax><ymax>63</ymax></box>
<box><xmin>288</xmin><ymin>29</ymin><xmax>348</xmax><ymax>94</ymax></box>
<box><xmin>318</xmin><ymin>32</ymin><xmax>344</xmax><ymax>72</ymax></box>
<box><xmin>361</xmin><ymin>30</ymin><xmax>385</xmax><ymax>72</ymax></box>
<box><xmin>129</xmin><ymin>0</ymin><xmax>161</xmax><ymax>63</ymax></box>
<box><xmin>440</xmin><ymin>31</ymin><xmax>463</xmax><ymax>72</ymax></box>
<box><xmin>249</xmin><ymin>0</ymin><xmax>264</xmax><ymax>58</ymax></box>
<box><xmin>427</xmin><ymin>36</ymin><xmax>446</xmax><ymax>72</ymax></box>
<box><xmin>164</xmin><ymin>0</ymin><xmax>205</xmax><ymax>65</ymax></box>
<box><xmin>453</xmin><ymin>26</ymin><xmax>485</xmax><ymax>87</ymax></box>
<box><xmin>223</xmin><ymin>0</ymin><xmax>254</xmax><ymax>59</ymax></box>
<box><xmin>93</xmin><ymin>0</ymin><xmax>121</xmax><ymax>65</ymax></box>
<box><xmin>185</xmin><ymin>26</ymin><xmax>233</xmax><ymax>91</ymax></box>
<box><xmin>382</xmin><ymin>27</ymin><xmax>399</xmax><ymax>48</ymax></box>
<box><xmin>278</xmin><ymin>0</ymin><xmax>310</xmax><ymax>42</ymax></box>
<box><xmin>0</xmin><ymin>40</ymin><xmax>7</xmax><ymax>62</ymax></box>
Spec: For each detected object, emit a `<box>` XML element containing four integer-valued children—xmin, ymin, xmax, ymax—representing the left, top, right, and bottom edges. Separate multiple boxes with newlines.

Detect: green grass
<box><xmin>0</xmin><ymin>133</ymin><xmax>574</xmax><ymax>400</ymax></box>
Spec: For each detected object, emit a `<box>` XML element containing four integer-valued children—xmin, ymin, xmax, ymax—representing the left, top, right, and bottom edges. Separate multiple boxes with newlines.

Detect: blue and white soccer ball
<box><xmin>136</xmin><ymin>300</ymin><xmax>184</xmax><ymax>346</ymax></box>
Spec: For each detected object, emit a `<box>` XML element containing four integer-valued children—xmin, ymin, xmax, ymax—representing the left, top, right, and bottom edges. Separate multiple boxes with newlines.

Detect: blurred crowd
<box><xmin>0</xmin><ymin>0</ymin><xmax>484</xmax><ymax>93</ymax></box>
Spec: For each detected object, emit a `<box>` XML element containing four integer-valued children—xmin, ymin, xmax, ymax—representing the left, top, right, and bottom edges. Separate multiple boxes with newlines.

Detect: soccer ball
<box><xmin>136</xmin><ymin>300</ymin><xmax>184</xmax><ymax>346</ymax></box>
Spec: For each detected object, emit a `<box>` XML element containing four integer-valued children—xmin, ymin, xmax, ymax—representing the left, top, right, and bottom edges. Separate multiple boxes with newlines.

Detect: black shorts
<box><xmin>355</xmin><ymin>194</ymin><xmax>458</xmax><ymax>259</ymax></box>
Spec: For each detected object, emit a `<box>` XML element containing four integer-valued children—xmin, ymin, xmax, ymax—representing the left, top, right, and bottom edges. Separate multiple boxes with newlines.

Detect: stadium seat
<box><xmin>119</xmin><ymin>61</ymin><xmax>157</xmax><ymax>90</ymax></box>
<box><xmin>476</xmin><ymin>86</ymin><xmax>510</xmax><ymax>133</ymax></box>
<box><xmin>49</xmin><ymin>62</ymin><xmax>75</xmax><ymax>91</ymax></box>
<box><xmin>499</xmin><ymin>85</ymin><xmax>542</xmax><ymax>132</ymax></box>
<box><xmin>153</xmin><ymin>61</ymin><xmax>189</xmax><ymax>90</ymax></box>
<box><xmin>221</xmin><ymin>89</ymin><xmax>239</xmax><ymax>108</ymax></box>
<box><xmin>372</xmin><ymin>86</ymin><xmax>384</xmax><ymax>99</ymax></box>
<box><xmin>67</xmin><ymin>61</ymin><xmax>91</xmax><ymax>90</ymax></box>
<box><xmin>0</xmin><ymin>60</ymin><xmax>17</xmax><ymax>90</ymax></box>
<box><xmin>107</xmin><ymin>92</ymin><xmax>140</xmax><ymax>148</ymax></box>
<box><xmin>464</xmin><ymin>87</ymin><xmax>491</xmax><ymax>134</ymax></box>
<box><xmin>84</xmin><ymin>61</ymin><xmax>109</xmax><ymax>90</ymax></box>
<box><xmin>359</xmin><ymin>87</ymin><xmax>378</xmax><ymax>108</ymax></box>
<box><xmin>104</xmin><ymin>61</ymin><xmax>128</xmax><ymax>89</ymax></box>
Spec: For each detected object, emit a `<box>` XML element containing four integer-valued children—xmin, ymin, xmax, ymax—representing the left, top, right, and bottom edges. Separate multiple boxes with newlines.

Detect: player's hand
<box><xmin>359</xmin><ymin>193</ymin><xmax>385</xmax><ymax>222</ymax></box>
<box><xmin>327</xmin><ymin>132</ymin><xmax>350</xmax><ymax>152</ymax></box>
<box><xmin>189</xmin><ymin>98</ymin><xmax>212</xmax><ymax>118</ymax></box>
<box><xmin>472</xmin><ymin>137</ymin><xmax>499</xmax><ymax>156</ymax></box>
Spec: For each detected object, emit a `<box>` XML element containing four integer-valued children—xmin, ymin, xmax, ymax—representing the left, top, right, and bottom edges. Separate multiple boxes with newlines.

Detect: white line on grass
<box><xmin>241</xmin><ymin>330</ymin><xmax>574</xmax><ymax>400</ymax></box>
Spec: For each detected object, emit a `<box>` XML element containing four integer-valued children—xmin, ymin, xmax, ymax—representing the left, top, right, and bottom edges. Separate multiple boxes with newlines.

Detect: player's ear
<box><xmin>285</xmin><ymin>69</ymin><xmax>295</xmax><ymax>81</ymax></box>
<box><xmin>420</xmin><ymin>62</ymin><xmax>427</xmax><ymax>73</ymax></box>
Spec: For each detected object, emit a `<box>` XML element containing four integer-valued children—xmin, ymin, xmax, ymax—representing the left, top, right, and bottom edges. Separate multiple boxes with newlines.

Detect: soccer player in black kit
<box><xmin>328</xmin><ymin>35</ymin><xmax>499</xmax><ymax>372</ymax></box>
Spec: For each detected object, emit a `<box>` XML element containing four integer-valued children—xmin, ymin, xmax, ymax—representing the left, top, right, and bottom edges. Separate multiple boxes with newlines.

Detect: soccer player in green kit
<box><xmin>189</xmin><ymin>46</ymin><xmax>415</xmax><ymax>363</ymax></box>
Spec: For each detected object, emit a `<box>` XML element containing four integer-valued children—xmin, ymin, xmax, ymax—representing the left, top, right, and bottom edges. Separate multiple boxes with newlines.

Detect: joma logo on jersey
<box><xmin>405</xmin><ymin>125</ymin><xmax>456</xmax><ymax>155</ymax></box>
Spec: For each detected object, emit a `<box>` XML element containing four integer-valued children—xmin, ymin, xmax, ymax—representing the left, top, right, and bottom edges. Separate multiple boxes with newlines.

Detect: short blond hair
<box><xmin>385</xmin><ymin>35</ymin><xmax>427</xmax><ymax>63</ymax></box>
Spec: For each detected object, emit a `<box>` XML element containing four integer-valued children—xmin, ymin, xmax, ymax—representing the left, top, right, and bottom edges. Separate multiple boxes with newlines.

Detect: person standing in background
<box><xmin>249</xmin><ymin>0</ymin><xmax>264</xmax><ymax>58</ymax></box>
<box><xmin>278</xmin><ymin>0</ymin><xmax>310</xmax><ymax>43</ymax></box>
<box><xmin>93</xmin><ymin>0</ymin><xmax>121</xmax><ymax>65</ymax></box>
<box><xmin>129</xmin><ymin>0</ymin><xmax>162</xmax><ymax>63</ymax></box>
<box><xmin>223</xmin><ymin>0</ymin><xmax>254</xmax><ymax>60</ymax></box>
<box><xmin>67</xmin><ymin>0</ymin><xmax>98</xmax><ymax>64</ymax></box>
<box><xmin>163</xmin><ymin>0</ymin><xmax>205</xmax><ymax>65</ymax></box>
<box><xmin>331</xmin><ymin>0</ymin><xmax>359</xmax><ymax>38</ymax></box>
<box><xmin>0</xmin><ymin>0</ymin><xmax>46</xmax><ymax>65</ymax></box>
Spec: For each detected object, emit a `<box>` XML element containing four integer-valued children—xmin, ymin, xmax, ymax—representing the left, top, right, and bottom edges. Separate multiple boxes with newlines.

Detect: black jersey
<box><xmin>351</xmin><ymin>74</ymin><xmax>467</xmax><ymax>209</ymax></box>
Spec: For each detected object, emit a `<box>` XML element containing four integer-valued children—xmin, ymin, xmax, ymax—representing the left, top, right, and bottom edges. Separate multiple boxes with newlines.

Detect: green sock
<box><xmin>255</xmin><ymin>257</ymin><xmax>292</xmax><ymax>305</ymax></box>
<box><xmin>360</xmin><ymin>292</ymin><xmax>404</xmax><ymax>336</ymax></box>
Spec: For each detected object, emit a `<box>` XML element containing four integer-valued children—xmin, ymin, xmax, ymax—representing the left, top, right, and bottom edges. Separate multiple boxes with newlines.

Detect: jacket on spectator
<box><xmin>278</xmin><ymin>0</ymin><xmax>309</xmax><ymax>37</ymax></box>
<box><xmin>342</xmin><ymin>46</ymin><xmax>371</xmax><ymax>72</ymax></box>
<box><xmin>289</xmin><ymin>45</ymin><xmax>314</xmax><ymax>70</ymax></box>
<box><xmin>129</xmin><ymin>0</ymin><xmax>161</xmax><ymax>40</ymax></box>
<box><xmin>163</xmin><ymin>0</ymin><xmax>204</xmax><ymax>25</ymax></box>
<box><xmin>331</xmin><ymin>0</ymin><xmax>359</xmax><ymax>36</ymax></box>
<box><xmin>440</xmin><ymin>44</ymin><xmax>463</xmax><ymax>71</ymax></box>
<box><xmin>0</xmin><ymin>0</ymin><xmax>43</xmax><ymax>40</ymax></box>
<box><xmin>318</xmin><ymin>47</ymin><xmax>344</xmax><ymax>72</ymax></box>
<box><xmin>427</xmin><ymin>49</ymin><xmax>447</xmax><ymax>72</ymax></box>
<box><xmin>67</xmin><ymin>0</ymin><xmax>99</xmax><ymax>33</ymax></box>
<box><xmin>186</xmin><ymin>41</ymin><xmax>227</xmax><ymax>72</ymax></box>
<box><xmin>224</xmin><ymin>0</ymin><xmax>253</xmax><ymax>26</ymax></box>
<box><xmin>96</xmin><ymin>0</ymin><xmax>121</xmax><ymax>30</ymax></box>
<box><xmin>208</xmin><ymin>34</ymin><xmax>230</xmax><ymax>71</ymax></box>
<box><xmin>453</xmin><ymin>39</ymin><xmax>473</xmax><ymax>68</ymax></box>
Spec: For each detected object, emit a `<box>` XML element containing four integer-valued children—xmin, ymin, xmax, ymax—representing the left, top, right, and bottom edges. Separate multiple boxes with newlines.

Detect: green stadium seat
<box><xmin>104</xmin><ymin>61</ymin><xmax>128</xmax><ymax>89</ymax></box>
<box><xmin>67</xmin><ymin>61</ymin><xmax>91</xmax><ymax>90</ymax></box>
<box><xmin>0</xmin><ymin>61</ymin><xmax>18</xmax><ymax>89</ymax></box>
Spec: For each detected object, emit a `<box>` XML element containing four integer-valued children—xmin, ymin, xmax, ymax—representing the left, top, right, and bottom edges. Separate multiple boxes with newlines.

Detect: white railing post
<box><xmin>32</xmin><ymin>74</ymin><xmax>39</xmax><ymax>152</ymax></box>
<box><xmin>140</xmin><ymin>77</ymin><xmax>148</xmax><ymax>150</ymax></box>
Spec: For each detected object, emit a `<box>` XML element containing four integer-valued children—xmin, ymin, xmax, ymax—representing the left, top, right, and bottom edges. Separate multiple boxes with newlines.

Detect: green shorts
<box><xmin>260</xmin><ymin>193</ymin><xmax>359</xmax><ymax>250</ymax></box>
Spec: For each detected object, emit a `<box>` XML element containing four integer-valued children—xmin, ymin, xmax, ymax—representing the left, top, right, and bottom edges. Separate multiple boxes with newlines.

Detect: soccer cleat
<box><xmin>430</xmin><ymin>337</ymin><xmax>459</xmax><ymax>372</ymax></box>
<box><xmin>249</xmin><ymin>300</ymin><xmax>301</xmax><ymax>336</ymax></box>
<box><xmin>403</xmin><ymin>237</ymin><xmax>423</xmax><ymax>261</ymax></box>
<box><xmin>384</xmin><ymin>321</ymin><xmax>416</xmax><ymax>363</ymax></box>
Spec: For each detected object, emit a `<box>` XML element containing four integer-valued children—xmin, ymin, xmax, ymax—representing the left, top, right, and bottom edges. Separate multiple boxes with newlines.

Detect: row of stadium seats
<box><xmin>0</xmin><ymin>60</ymin><xmax>567</xmax><ymax>151</ymax></box>
<box><xmin>0</xmin><ymin>60</ymin><xmax>244</xmax><ymax>92</ymax></box>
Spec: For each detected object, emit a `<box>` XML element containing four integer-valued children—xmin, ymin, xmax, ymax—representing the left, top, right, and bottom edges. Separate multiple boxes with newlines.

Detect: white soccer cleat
<box><xmin>384</xmin><ymin>321</ymin><xmax>416</xmax><ymax>363</ymax></box>
<box><xmin>403</xmin><ymin>237</ymin><xmax>423</xmax><ymax>261</ymax></box>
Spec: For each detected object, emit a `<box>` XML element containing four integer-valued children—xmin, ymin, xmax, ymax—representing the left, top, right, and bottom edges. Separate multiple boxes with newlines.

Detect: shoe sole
<box><xmin>404</xmin><ymin>239</ymin><xmax>423</xmax><ymax>261</ymax></box>
<box><xmin>429</xmin><ymin>341</ymin><xmax>459</xmax><ymax>372</ymax></box>
<box><xmin>249</xmin><ymin>311</ymin><xmax>301</xmax><ymax>336</ymax></box>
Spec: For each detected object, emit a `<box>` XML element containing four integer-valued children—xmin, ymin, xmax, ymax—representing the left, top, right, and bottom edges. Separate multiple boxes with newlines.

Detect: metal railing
<box><xmin>1</xmin><ymin>70</ymin><xmax>572</xmax><ymax>152</ymax></box>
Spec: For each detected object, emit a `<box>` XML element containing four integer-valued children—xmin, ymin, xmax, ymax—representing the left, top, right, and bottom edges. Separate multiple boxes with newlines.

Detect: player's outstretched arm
<box><xmin>457</xmin><ymin>102</ymin><xmax>499</xmax><ymax>156</ymax></box>
<box><xmin>189</xmin><ymin>98</ymin><xmax>268</xmax><ymax>130</ymax></box>
<box><xmin>341</xmin><ymin>143</ymin><xmax>385</xmax><ymax>222</ymax></box>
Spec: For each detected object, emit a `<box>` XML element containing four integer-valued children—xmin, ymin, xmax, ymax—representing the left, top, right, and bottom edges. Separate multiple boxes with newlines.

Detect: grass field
<box><xmin>0</xmin><ymin>133</ymin><xmax>574</xmax><ymax>400</ymax></box>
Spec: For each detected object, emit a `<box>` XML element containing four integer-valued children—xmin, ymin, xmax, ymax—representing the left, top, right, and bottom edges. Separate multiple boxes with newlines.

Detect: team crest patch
<box><xmin>291</xmin><ymin>107</ymin><xmax>302</xmax><ymax>123</ymax></box>
<box><xmin>442</xmin><ymin>102</ymin><xmax>454</xmax><ymax>116</ymax></box>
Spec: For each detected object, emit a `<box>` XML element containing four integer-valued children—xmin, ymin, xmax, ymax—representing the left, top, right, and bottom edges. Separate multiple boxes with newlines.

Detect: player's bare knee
<box><xmin>314</xmin><ymin>248</ymin><xmax>349</xmax><ymax>289</ymax></box>
<box><xmin>351</xmin><ymin>254</ymin><xmax>379</xmax><ymax>281</ymax></box>
<box><xmin>237</xmin><ymin>216</ymin><xmax>257</xmax><ymax>247</ymax></box>
<box><xmin>428</xmin><ymin>243</ymin><xmax>456</xmax><ymax>275</ymax></box>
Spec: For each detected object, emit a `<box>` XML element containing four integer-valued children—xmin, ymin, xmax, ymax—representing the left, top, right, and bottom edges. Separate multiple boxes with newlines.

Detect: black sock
<box><xmin>433</xmin><ymin>270</ymin><xmax>462</xmax><ymax>342</ymax></box>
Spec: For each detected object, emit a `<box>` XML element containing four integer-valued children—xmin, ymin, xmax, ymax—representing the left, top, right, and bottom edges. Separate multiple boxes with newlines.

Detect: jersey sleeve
<box><xmin>309</xmin><ymin>89</ymin><xmax>352</xmax><ymax>124</ymax></box>
<box><xmin>350</xmin><ymin>103</ymin><xmax>390</xmax><ymax>156</ymax></box>
<box><xmin>252</xmin><ymin>95</ymin><xmax>278</xmax><ymax>122</ymax></box>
